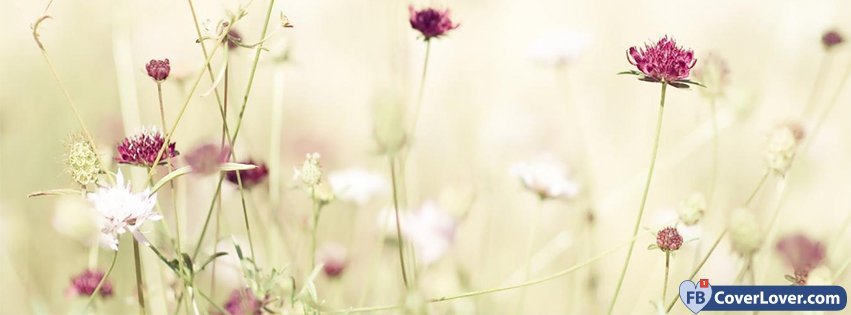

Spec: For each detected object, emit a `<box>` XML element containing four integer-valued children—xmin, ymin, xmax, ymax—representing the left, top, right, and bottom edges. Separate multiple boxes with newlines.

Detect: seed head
<box><xmin>626</xmin><ymin>36</ymin><xmax>697</xmax><ymax>85</ymax></box>
<box><xmin>68</xmin><ymin>269</ymin><xmax>113</xmax><ymax>298</ymax></box>
<box><xmin>145</xmin><ymin>59</ymin><xmax>171</xmax><ymax>82</ymax></box>
<box><xmin>728</xmin><ymin>208</ymin><xmax>764</xmax><ymax>256</ymax></box>
<box><xmin>225</xmin><ymin>159</ymin><xmax>269</xmax><ymax>189</ymax></box>
<box><xmin>656</xmin><ymin>226</ymin><xmax>683</xmax><ymax>252</ymax></box>
<box><xmin>408</xmin><ymin>5</ymin><xmax>459</xmax><ymax>41</ymax></box>
<box><xmin>765</xmin><ymin>123</ymin><xmax>804</xmax><ymax>176</ymax></box>
<box><xmin>294</xmin><ymin>153</ymin><xmax>323</xmax><ymax>187</ymax></box>
<box><xmin>676</xmin><ymin>192</ymin><xmax>707</xmax><ymax>226</ymax></box>
<box><xmin>116</xmin><ymin>126</ymin><xmax>179</xmax><ymax>167</ymax></box>
<box><xmin>65</xmin><ymin>134</ymin><xmax>102</xmax><ymax>186</ymax></box>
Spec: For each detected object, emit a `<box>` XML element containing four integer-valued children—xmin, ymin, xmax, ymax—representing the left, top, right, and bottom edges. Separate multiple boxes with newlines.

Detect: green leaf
<box><xmin>150</xmin><ymin>166</ymin><xmax>192</xmax><ymax>193</ymax></box>
<box><xmin>669</xmin><ymin>81</ymin><xmax>690</xmax><ymax>89</ymax></box>
<box><xmin>647</xmin><ymin>244</ymin><xmax>659</xmax><ymax>250</ymax></box>
<box><xmin>675</xmin><ymin>79</ymin><xmax>706</xmax><ymax>87</ymax></box>
<box><xmin>196</xmin><ymin>252</ymin><xmax>228</xmax><ymax>272</ymax></box>
<box><xmin>27</xmin><ymin>189</ymin><xmax>85</xmax><ymax>198</ymax></box>
<box><xmin>219</xmin><ymin>162</ymin><xmax>258</xmax><ymax>172</ymax></box>
<box><xmin>181</xmin><ymin>253</ymin><xmax>194</xmax><ymax>278</ymax></box>
<box><xmin>617</xmin><ymin>70</ymin><xmax>643</xmax><ymax>76</ymax></box>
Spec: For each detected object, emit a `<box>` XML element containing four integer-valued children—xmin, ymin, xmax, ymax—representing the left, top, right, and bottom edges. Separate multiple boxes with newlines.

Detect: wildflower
<box><xmin>116</xmin><ymin>126</ymin><xmax>179</xmax><ymax>167</ymax></box>
<box><xmin>87</xmin><ymin>171</ymin><xmax>161</xmax><ymax>250</ymax></box>
<box><xmin>777</xmin><ymin>234</ymin><xmax>825</xmax><ymax>285</ymax></box>
<box><xmin>145</xmin><ymin>59</ymin><xmax>171</xmax><ymax>82</ymax></box>
<box><xmin>822</xmin><ymin>30</ymin><xmax>844</xmax><ymax>49</ymax></box>
<box><xmin>185</xmin><ymin>143</ymin><xmax>229</xmax><ymax>175</ymax></box>
<box><xmin>728</xmin><ymin>208</ymin><xmax>763</xmax><ymax>256</ymax></box>
<box><xmin>220</xmin><ymin>289</ymin><xmax>264</xmax><ymax>315</ymax></box>
<box><xmin>408</xmin><ymin>5</ymin><xmax>459</xmax><ymax>41</ymax></box>
<box><xmin>656</xmin><ymin>226</ymin><xmax>683</xmax><ymax>252</ymax></box>
<box><xmin>693</xmin><ymin>53</ymin><xmax>730</xmax><ymax>99</ymax></box>
<box><xmin>225</xmin><ymin>159</ymin><xmax>269</xmax><ymax>189</ymax></box>
<box><xmin>623</xmin><ymin>36</ymin><xmax>699</xmax><ymax>88</ymax></box>
<box><xmin>317</xmin><ymin>242</ymin><xmax>348</xmax><ymax>278</ymax></box>
<box><xmin>327</xmin><ymin>169</ymin><xmax>389</xmax><ymax>205</ymax></box>
<box><xmin>528</xmin><ymin>29</ymin><xmax>591</xmax><ymax>68</ymax></box>
<box><xmin>511</xmin><ymin>155</ymin><xmax>580</xmax><ymax>200</ymax></box>
<box><xmin>379</xmin><ymin>201</ymin><xmax>456</xmax><ymax>265</ymax></box>
<box><xmin>765</xmin><ymin>123</ymin><xmax>804</xmax><ymax>176</ymax></box>
<box><xmin>65</xmin><ymin>134</ymin><xmax>102</xmax><ymax>186</ymax></box>
<box><xmin>225</xmin><ymin>29</ymin><xmax>243</xmax><ymax>50</ymax></box>
<box><xmin>676</xmin><ymin>192</ymin><xmax>707</xmax><ymax>226</ymax></box>
<box><xmin>293</xmin><ymin>153</ymin><xmax>322</xmax><ymax>187</ymax></box>
<box><xmin>67</xmin><ymin>269</ymin><xmax>113</xmax><ymax>298</ymax></box>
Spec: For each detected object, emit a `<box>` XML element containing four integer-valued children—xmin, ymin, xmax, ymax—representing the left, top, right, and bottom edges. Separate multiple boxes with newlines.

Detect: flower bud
<box><xmin>765</xmin><ymin>123</ymin><xmax>804</xmax><ymax>176</ymax></box>
<box><xmin>65</xmin><ymin>134</ymin><xmax>102</xmax><ymax>186</ymax></box>
<box><xmin>728</xmin><ymin>208</ymin><xmax>764</xmax><ymax>256</ymax></box>
<box><xmin>293</xmin><ymin>153</ymin><xmax>322</xmax><ymax>187</ymax></box>
<box><xmin>145</xmin><ymin>59</ymin><xmax>171</xmax><ymax>81</ymax></box>
<box><xmin>676</xmin><ymin>192</ymin><xmax>707</xmax><ymax>226</ymax></box>
<box><xmin>656</xmin><ymin>226</ymin><xmax>684</xmax><ymax>252</ymax></box>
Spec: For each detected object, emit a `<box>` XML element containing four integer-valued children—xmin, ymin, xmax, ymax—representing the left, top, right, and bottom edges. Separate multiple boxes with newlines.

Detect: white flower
<box><xmin>87</xmin><ymin>171</ymin><xmax>161</xmax><ymax>250</ymax></box>
<box><xmin>293</xmin><ymin>153</ymin><xmax>323</xmax><ymax>187</ymax></box>
<box><xmin>677</xmin><ymin>192</ymin><xmax>707</xmax><ymax>226</ymax></box>
<box><xmin>378</xmin><ymin>201</ymin><xmax>457</xmax><ymax>266</ymax></box>
<box><xmin>728</xmin><ymin>208</ymin><xmax>763</xmax><ymax>256</ymax></box>
<box><xmin>328</xmin><ymin>169</ymin><xmax>389</xmax><ymax>205</ymax></box>
<box><xmin>528</xmin><ymin>29</ymin><xmax>591</xmax><ymax>68</ymax></box>
<box><xmin>765</xmin><ymin>124</ymin><xmax>804</xmax><ymax>176</ymax></box>
<box><xmin>511</xmin><ymin>155</ymin><xmax>580</xmax><ymax>200</ymax></box>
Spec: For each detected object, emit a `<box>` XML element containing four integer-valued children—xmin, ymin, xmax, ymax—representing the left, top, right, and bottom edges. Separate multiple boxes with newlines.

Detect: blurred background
<box><xmin>2</xmin><ymin>0</ymin><xmax>851</xmax><ymax>313</ymax></box>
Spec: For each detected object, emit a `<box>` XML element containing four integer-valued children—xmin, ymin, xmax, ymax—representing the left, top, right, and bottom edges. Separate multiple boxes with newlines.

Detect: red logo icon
<box><xmin>699</xmin><ymin>279</ymin><xmax>710</xmax><ymax>288</ymax></box>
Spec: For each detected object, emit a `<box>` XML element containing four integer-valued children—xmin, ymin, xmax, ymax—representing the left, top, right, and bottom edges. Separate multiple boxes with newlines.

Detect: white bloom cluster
<box><xmin>379</xmin><ymin>201</ymin><xmax>457</xmax><ymax>266</ymax></box>
<box><xmin>294</xmin><ymin>153</ymin><xmax>323</xmax><ymax>187</ymax></box>
<box><xmin>87</xmin><ymin>171</ymin><xmax>161</xmax><ymax>250</ymax></box>
<box><xmin>328</xmin><ymin>169</ymin><xmax>389</xmax><ymax>205</ymax></box>
<box><xmin>765</xmin><ymin>124</ymin><xmax>803</xmax><ymax>176</ymax></box>
<box><xmin>511</xmin><ymin>155</ymin><xmax>580</xmax><ymax>200</ymax></box>
<box><xmin>677</xmin><ymin>192</ymin><xmax>707</xmax><ymax>226</ymax></box>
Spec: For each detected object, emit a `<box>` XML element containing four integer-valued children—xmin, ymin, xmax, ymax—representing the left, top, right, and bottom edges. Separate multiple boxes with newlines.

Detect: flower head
<box><xmin>146</xmin><ymin>59</ymin><xmax>170</xmax><ymax>82</ymax></box>
<box><xmin>116</xmin><ymin>126</ymin><xmax>179</xmax><ymax>167</ymax></box>
<box><xmin>87</xmin><ymin>171</ymin><xmax>160</xmax><ymax>250</ymax></box>
<box><xmin>656</xmin><ymin>226</ymin><xmax>683</xmax><ymax>252</ymax></box>
<box><xmin>328</xmin><ymin>169</ymin><xmax>389</xmax><ymax>205</ymax></box>
<box><xmin>317</xmin><ymin>242</ymin><xmax>348</xmax><ymax>278</ymax></box>
<box><xmin>65</xmin><ymin>134</ymin><xmax>103</xmax><ymax>186</ymax></box>
<box><xmin>67</xmin><ymin>269</ymin><xmax>113</xmax><ymax>298</ymax></box>
<box><xmin>777</xmin><ymin>234</ymin><xmax>825</xmax><ymax>284</ymax></box>
<box><xmin>408</xmin><ymin>5</ymin><xmax>459</xmax><ymax>41</ymax></box>
<box><xmin>765</xmin><ymin>123</ymin><xmax>804</xmax><ymax>176</ymax></box>
<box><xmin>226</xmin><ymin>29</ymin><xmax>243</xmax><ymax>50</ymax></box>
<box><xmin>511</xmin><ymin>155</ymin><xmax>580</xmax><ymax>200</ymax></box>
<box><xmin>822</xmin><ymin>30</ymin><xmax>844</xmax><ymax>49</ymax></box>
<box><xmin>185</xmin><ymin>143</ymin><xmax>229</xmax><ymax>175</ymax></box>
<box><xmin>693</xmin><ymin>53</ymin><xmax>730</xmax><ymax>99</ymax></box>
<box><xmin>728</xmin><ymin>208</ymin><xmax>763</xmax><ymax>256</ymax></box>
<box><xmin>225</xmin><ymin>159</ymin><xmax>269</xmax><ymax>189</ymax></box>
<box><xmin>219</xmin><ymin>289</ymin><xmax>264</xmax><ymax>315</ymax></box>
<box><xmin>293</xmin><ymin>153</ymin><xmax>323</xmax><ymax>187</ymax></box>
<box><xmin>379</xmin><ymin>201</ymin><xmax>457</xmax><ymax>265</ymax></box>
<box><xmin>676</xmin><ymin>192</ymin><xmax>707</xmax><ymax>226</ymax></box>
<box><xmin>625</xmin><ymin>36</ymin><xmax>698</xmax><ymax>87</ymax></box>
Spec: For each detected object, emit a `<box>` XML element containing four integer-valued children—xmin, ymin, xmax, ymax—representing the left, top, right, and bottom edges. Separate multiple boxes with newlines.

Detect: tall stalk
<box><xmin>388</xmin><ymin>156</ymin><xmax>410</xmax><ymax>289</ymax></box>
<box><xmin>132</xmin><ymin>239</ymin><xmax>147</xmax><ymax>315</ymax></box>
<box><xmin>608</xmin><ymin>82</ymin><xmax>668</xmax><ymax>314</ymax></box>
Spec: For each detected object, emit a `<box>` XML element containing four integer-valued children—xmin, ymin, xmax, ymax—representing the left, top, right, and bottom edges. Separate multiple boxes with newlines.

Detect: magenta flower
<box><xmin>822</xmin><ymin>30</ymin><xmax>844</xmax><ymax>49</ymax></box>
<box><xmin>217</xmin><ymin>289</ymin><xmax>264</xmax><ymax>315</ymax></box>
<box><xmin>185</xmin><ymin>143</ymin><xmax>229</xmax><ymax>175</ymax></box>
<box><xmin>408</xmin><ymin>5</ymin><xmax>459</xmax><ymax>40</ymax></box>
<box><xmin>116</xmin><ymin>127</ymin><xmax>179</xmax><ymax>167</ymax></box>
<box><xmin>145</xmin><ymin>59</ymin><xmax>170</xmax><ymax>82</ymax></box>
<box><xmin>67</xmin><ymin>269</ymin><xmax>113</xmax><ymax>298</ymax></box>
<box><xmin>225</xmin><ymin>159</ymin><xmax>268</xmax><ymax>188</ymax></box>
<box><xmin>317</xmin><ymin>242</ymin><xmax>348</xmax><ymax>278</ymax></box>
<box><xmin>656</xmin><ymin>226</ymin><xmax>683</xmax><ymax>252</ymax></box>
<box><xmin>226</xmin><ymin>29</ymin><xmax>243</xmax><ymax>50</ymax></box>
<box><xmin>622</xmin><ymin>36</ymin><xmax>701</xmax><ymax>88</ymax></box>
<box><xmin>777</xmin><ymin>234</ymin><xmax>825</xmax><ymax>285</ymax></box>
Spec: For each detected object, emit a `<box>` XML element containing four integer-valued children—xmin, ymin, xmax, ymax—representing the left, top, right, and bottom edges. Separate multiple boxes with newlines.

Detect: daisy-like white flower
<box><xmin>87</xmin><ymin>171</ymin><xmax>160</xmax><ymax>250</ymax></box>
<box><xmin>378</xmin><ymin>201</ymin><xmax>457</xmax><ymax>266</ymax></box>
<box><xmin>511</xmin><ymin>155</ymin><xmax>580</xmax><ymax>200</ymax></box>
<box><xmin>528</xmin><ymin>29</ymin><xmax>591</xmax><ymax>68</ymax></box>
<box><xmin>328</xmin><ymin>169</ymin><xmax>389</xmax><ymax>205</ymax></box>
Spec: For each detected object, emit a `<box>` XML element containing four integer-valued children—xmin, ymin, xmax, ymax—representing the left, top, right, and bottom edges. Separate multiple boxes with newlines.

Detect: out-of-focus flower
<box><xmin>693</xmin><ymin>53</ymin><xmax>730</xmax><ymax>99</ymax></box>
<box><xmin>777</xmin><ymin>234</ymin><xmax>825</xmax><ymax>285</ymax></box>
<box><xmin>765</xmin><ymin>123</ymin><xmax>804</xmax><ymax>176</ymax></box>
<box><xmin>219</xmin><ymin>289</ymin><xmax>264</xmax><ymax>315</ymax></box>
<box><xmin>293</xmin><ymin>153</ymin><xmax>322</xmax><ymax>187</ymax></box>
<box><xmin>146</xmin><ymin>59</ymin><xmax>171</xmax><ymax>82</ymax></box>
<box><xmin>185</xmin><ymin>143</ymin><xmax>229</xmax><ymax>175</ymax></box>
<box><xmin>372</xmin><ymin>94</ymin><xmax>407</xmax><ymax>154</ymax></box>
<box><xmin>656</xmin><ymin>226</ymin><xmax>683</xmax><ymax>252</ymax></box>
<box><xmin>67</xmin><ymin>269</ymin><xmax>113</xmax><ymax>298</ymax></box>
<box><xmin>408</xmin><ymin>5</ymin><xmax>459</xmax><ymax>41</ymax></box>
<box><xmin>317</xmin><ymin>242</ymin><xmax>348</xmax><ymax>278</ymax></box>
<box><xmin>65</xmin><ymin>134</ymin><xmax>103</xmax><ymax>186</ymax></box>
<box><xmin>116</xmin><ymin>126</ymin><xmax>178</xmax><ymax>167</ymax></box>
<box><xmin>624</xmin><ymin>36</ymin><xmax>698</xmax><ymax>87</ymax></box>
<box><xmin>822</xmin><ymin>30</ymin><xmax>844</xmax><ymax>49</ymax></box>
<box><xmin>728</xmin><ymin>208</ymin><xmax>763</xmax><ymax>256</ymax></box>
<box><xmin>528</xmin><ymin>29</ymin><xmax>591</xmax><ymax>68</ymax></box>
<box><xmin>328</xmin><ymin>169</ymin><xmax>389</xmax><ymax>205</ymax></box>
<box><xmin>511</xmin><ymin>155</ymin><xmax>580</xmax><ymax>200</ymax></box>
<box><xmin>87</xmin><ymin>171</ymin><xmax>161</xmax><ymax>250</ymax></box>
<box><xmin>225</xmin><ymin>159</ymin><xmax>269</xmax><ymax>189</ymax></box>
<box><xmin>226</xmin><ymin>29</ymin><xmax>243</xmax><ymax>50</ymax></box>
<box><xmin>53</xmin><ymin>196</ymin><xmax>98</xmax><ymax>244</ymax></box>
<box><xmin>676</xmin><ymin>192</ymin><xmax>707</xmax><ymax>226</ymax></box>
<box><xmin>379</xmin><ymin>201</ymin><xmax>457</xmax><ymax>265</ymax></box>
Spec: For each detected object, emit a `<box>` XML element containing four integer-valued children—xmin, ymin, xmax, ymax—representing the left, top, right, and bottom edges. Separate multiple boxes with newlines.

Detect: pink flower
<box><xmin>184</xmin><ymin>143</ymin><xmax>229</xmax><ymax>175</ymax></box>
<box><xmin>822</xmin><ymin>30</ymin><xmax>844</xmax><ymax>49</ymax></box>
<box><xmin>145</xmin><ymin>59</ymin><xmax>170</xmax><ymax>81</ymax></box>
<box><xmin>317</xmin><ymin>242</ymin><xmax>348</xmax><ymax>278</ymax></box>
<box><xmin>116</xmin><ymin>127</ymin><xmax>178</xmax><ymax>167</ymax></box>
<box><xmin>218</xmin><ymin>289</ymin><xmax>264</xmax><ymax>315</ymax></box>
<box><xmin>67</xmin><ymin>269</ymin><xmax>113</xmax><ymax>298</ymax></box>
<box><xmin>408</xmin><ymin>5</ymin><xmax>459</xmax><ymax>40</ymax></box>
<box><xmin>225</xmin><ymin>159</ymin><xmax>268</xmax><ymax>189</ymax></box>
<box><xmin>625</xmin><ymin>36</ymin><xmax>698</xmax><ymax>87</ymax></box>
<box><xmin>777</xmin><ymin>234</ymin><xmax>825</xmax><ymax>284</ymax></box>
<box><xmin>656</xmin><ymin>226</ymin><xmax>683</xmax><ymax>252</ymax></box>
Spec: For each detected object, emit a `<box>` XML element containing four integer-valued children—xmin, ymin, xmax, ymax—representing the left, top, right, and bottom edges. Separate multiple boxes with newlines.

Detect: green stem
<box><xmin>409</xmin><ymin>39</ymin><xmax>432</xmax><ymax>136</ymax></box>
<box><xmin>663</xmin><ymin>252</ymin><xmax>670</xmax><ymax>307</ymax></box>
<box><xmin>82</xmin><ymin>250</ymin><xmax>118</xmax><ymax>314</ymax></box>
<box><xmin>133</xmin><ymin>239</ymin><xmax>147</xmax><ymax>315</ymax></box>
<box><xmin>234</xmin><ymin>169</ymin><xmax>256</xmax><ymax>260</ymax></box>
<box><xmin>802</xmin><ymin>53</ymin><xmax>831</xmax><ymax>118</ymax></box>
<box><xmin>192</xmin><ymin>177</ymin><xmax>224</xmax><ymax>259</ymax></box>
<box><xmin>310</xmin><ymin>186</ymin><xmax>320</xmax><ymax>271</ymax></box>
<box><xmin>608</xmin><ymin>82</ymin><xmax>668</xmax><ymax>315</ymax></box>
<box><xmin>388</xmin><ymin>156</ymin><xmax>410</xmax><ymax>289</ymax></box>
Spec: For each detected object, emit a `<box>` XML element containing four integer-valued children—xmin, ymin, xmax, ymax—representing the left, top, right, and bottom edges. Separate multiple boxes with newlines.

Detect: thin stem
<box><xmin>517</xmin><ymin>198</ymin><xmax>544</xmax><ymax>312</ymax></box>
<box><xmin>409</xmin><ymin>39</ymin><xmax>432</xmax><ymax>136</ymax></box>
<box><xmin>745</xmin><ymin>172</ymin><xmax>770</xmax><ymax>206</ymax></box>
<box><xmin>802</xmin><ymin>53</ymin><xmax>831</xmax><ymax>118</ymax></box>
<box><xmin>708</xmin><ymin>98</ymin><xmax>719</xmax><ymax>204</ymax></box>
<box><xmin>82</xmin><ymin>250</ymin><xmax>118</xmax><ymax>314</ymax></box>
<box><xmin>608</xmin><ymin>82</ymin><xmax>668</xmax><ymax>315</ymax></box>
<box><xmin>270</xmin><ymin>65</ymin><xmax>286</xmax><ymax>206</ymax></box>
<box><xmin>804</xmin><ymin>55</ymin><xmax>851</xmax><ymax>155</ymax></box>
<box><xmin>662</xmin><ymin>252</ymin><xmax>670</xmax><ymax>307</ymax></box>
<box><xmin>156</xmin><ymin>83</ymin><xmax>167</xmax><ymax>130</ymax></box>
<box><xmin>310</xmin><ymin>186</ymin><xmax>320</xmax><ymax>271</ymax></box>
<box><xmin>192</xmin><ymin>177</ymin><xmax>224</xmax><ymax>259</ymax></box>
<box><xmin>185</xmin><ymin>0</ymin><xmax>232</xmax><ymax>139</ymax></box>
<box><xmin>133</xmin><ymin>239</ymin><xmax>147</xmax><ymax>315</ymax></box>
<box><xmin>234</xmin><ymin>170</ymin><xmax>256</xmax><ymax>260</ymax></box>
<box><xmin>388</xmin><ymin>156</ymin><xmax>410</xmax><ymax>289</ymax></box>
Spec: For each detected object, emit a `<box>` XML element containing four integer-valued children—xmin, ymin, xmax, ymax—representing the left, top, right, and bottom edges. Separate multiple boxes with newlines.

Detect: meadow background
<box><xmin>2</xmin><ymin>0</ymin><xmax>851</xmax><ymax>313</ymax></box>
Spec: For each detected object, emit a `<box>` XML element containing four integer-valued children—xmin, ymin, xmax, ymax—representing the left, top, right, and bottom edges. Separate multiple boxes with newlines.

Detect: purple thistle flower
<box><xmin>67</xmin><ymin>269</ymin><xmax>113</xmax><ymax>298</ymax></box>
<box><xmin>626</xmin><ymin>36</ymin><xmax>697</xmax><ymax>86</ymax></box>
<box><xmin>225</xmin><ymin>159</ymin><xmax>268</xmax><ymax>189</ymax></box>
<box><xmin>218</xmin><ymin>289</ymin><xmax>264</xmax><ymax>315</ymax></box>
<box><xmin>777</xmin><ymin>234</ymin><xmax>825</xmax><ymax>284</ymax></box>
<box><xmin>146</xmin><ymin>59</ymin><xmax>171</xmax><ymax>82</ymax></box>
<box><xmin>116</xmin><ymin>127</ymin><xmax>179</xmax><ymax>167</ymax></box>
<box><xmin>822</xmin><ymin>30</ymin><xmax>844</xmax><ymax>49</ymax></box>
<box><xmin>656</xmin><ymin>226</ymin><xmax>683</xmax><ymax>252</ymax></box>
<box><xmin>408</xmin><ymin>5</ymin><xmax>459</xmax><ymax>41</ymax></box>
<box><xmin>185</xmin><ymin>143</ymin><xmax>229</xmax><ymax>175</ymax></box>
